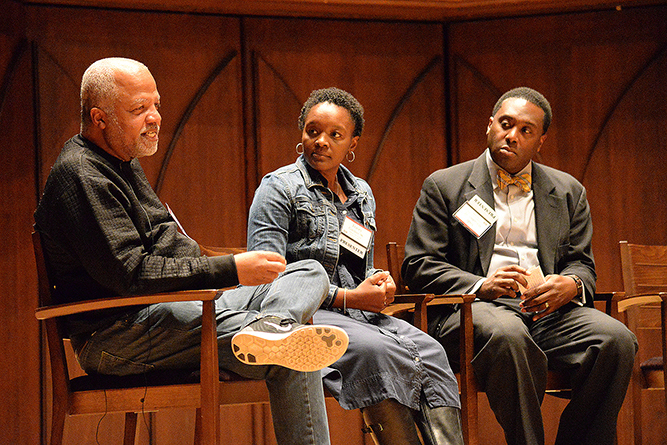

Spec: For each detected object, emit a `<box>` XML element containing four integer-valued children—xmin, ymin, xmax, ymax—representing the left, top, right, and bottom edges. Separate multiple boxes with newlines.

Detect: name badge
<box><xmin>453</xmin><ymin>195</ymin><xmax>497</xmax><ymax>239</ymax></box>
<box><xmin>339</xmin><ymin>217</ymin><xmax>373</xmax><ymax>258</ymax></box>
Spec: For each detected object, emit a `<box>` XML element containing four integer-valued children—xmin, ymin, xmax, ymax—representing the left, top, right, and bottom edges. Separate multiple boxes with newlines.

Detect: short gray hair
<box><xmin>80</xmin><ymin>58</ymin><xmax>147</xmax><ymax>132</ymax></box>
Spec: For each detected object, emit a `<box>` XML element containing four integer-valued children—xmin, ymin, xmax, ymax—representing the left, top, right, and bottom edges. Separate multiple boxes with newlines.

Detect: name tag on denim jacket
<box><xmin>339</xmin><ymin>216</ymin><xmax>373</xmax><ymax>258</ymax></box>
<box><xmin>454</xmin><ymin>195</ymin><xmax>497</xmax><ymax>239</ymax></box>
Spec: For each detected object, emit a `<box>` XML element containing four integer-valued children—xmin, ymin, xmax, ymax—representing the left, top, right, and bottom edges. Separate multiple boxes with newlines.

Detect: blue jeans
<box><xmin>74</xmin><ymin>259</ymin><xmax>332</xmax><ymax>445</ymax></box>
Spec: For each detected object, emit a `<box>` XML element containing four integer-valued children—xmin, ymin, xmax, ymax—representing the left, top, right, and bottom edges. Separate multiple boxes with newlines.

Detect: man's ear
<box><xmin>90</xmin><ymin>107</ymin><xmax>107</xmax><ymax>129</ymax></box>
<box><xmin>537</xmin><ymin>133</ymin><xmax>547</xmax><ymax>153</ymax></box>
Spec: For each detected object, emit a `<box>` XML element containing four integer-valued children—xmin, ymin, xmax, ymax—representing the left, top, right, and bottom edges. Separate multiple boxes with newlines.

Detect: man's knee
<box><xmin>475</xmin><ymin>315</ymin><xmax>547</xmax><ymax>373</ymax></box>
<box><xmin>284</xmin><ymin>259</ymin><xmax>329</xmax><ymax>291</ymax></box>
<box><xmin>601</xmin><ymin>318</ymin><xmax>638</xmax><ymax>363</ymax></box>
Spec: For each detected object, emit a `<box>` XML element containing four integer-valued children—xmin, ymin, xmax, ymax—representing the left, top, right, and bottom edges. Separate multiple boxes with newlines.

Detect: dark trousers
<box><xmin>430</xmin><ymin>298</ymin><xmax>637</xmax><ymax>445</ymax></box>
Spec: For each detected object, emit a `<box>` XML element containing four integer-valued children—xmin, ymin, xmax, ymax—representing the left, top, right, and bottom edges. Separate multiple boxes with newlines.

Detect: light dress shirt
<box><xmin>469</xmin><ymin>149</ymin><xmax>584</xmax><ymax>304</ymax></box>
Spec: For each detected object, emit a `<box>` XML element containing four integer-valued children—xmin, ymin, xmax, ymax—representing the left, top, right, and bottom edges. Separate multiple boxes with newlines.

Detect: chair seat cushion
<box><xmin>70</xmin><ymin>368</ymin><xmax>249</xmax><ymax>392</ymax></box>
<box><xmin>640</xmin><ymin>356</ymin><xmax>664</xmax><ymax>371</ymax></box>
<box><xmin>640</xmin><ymin>356</ymin><xmax>665</xmax><ymax>388</ymax></box>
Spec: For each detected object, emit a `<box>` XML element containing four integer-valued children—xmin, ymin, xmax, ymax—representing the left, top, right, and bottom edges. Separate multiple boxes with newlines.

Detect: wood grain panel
<box><xmin>19</xmin><ymin>0</ymin><xmax>667</xmax><ymax>22</ymax></box>
<box><xmin>27</xmin><ymin>7</ymin><xmax>247</xmax><ymax>248</ymax></box>
<box><xmin>448</xmin><ymin>6</ymin><xmax>667</xmax><ymax>444</ymax></box>
<box><xmin>448</xmin><ymin>5</ymin><xmax>667</xmax><ymax>293</ymax></box>
<box><xmin>246</xmin><ymin>17</ymin><xmax>446</xmax><ymax>269</ymax></box>
<box><xmin>0</xmin><ymin>1</ymin><xmax>42</xmax><ymax>444</ymax></box>
<box><xmin>4</xmin><ymin>1</ymin><xmax>667</xmax><ymax>443</ymax></box>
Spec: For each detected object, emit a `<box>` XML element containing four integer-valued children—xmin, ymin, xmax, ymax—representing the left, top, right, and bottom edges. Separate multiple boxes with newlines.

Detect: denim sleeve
<box><xmin>324</xmin><ymin>284</ymin><xmax>338</xmax><ymax>310</ymax></box>
<box><xmin>247</xmin><ymin>174</ymin><xmax>292</xmax><ymax>255</ymax></box>
<box><xmin>248</xmin><ymin>174</ymin><xmax>339</xmax><ymax>309</ymax></box>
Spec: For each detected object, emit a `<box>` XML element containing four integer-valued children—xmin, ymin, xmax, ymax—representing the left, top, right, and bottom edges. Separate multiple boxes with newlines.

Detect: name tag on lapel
<box><xmin>453</xmin><ymin>195</ymin><xmax>497</xmax><ymax>239</ymax></box>
<box><xmin>339</xmin><ymin>217</ymin><xmax>373</xmax><ymax>258</ymax></box>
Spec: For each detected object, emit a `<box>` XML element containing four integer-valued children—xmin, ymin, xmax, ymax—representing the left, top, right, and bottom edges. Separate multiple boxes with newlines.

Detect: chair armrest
<box><xmin>199</xmin><ymin>245</ymin><xmax>246</xmax><ymax>257</ymax></box>
<box><xmin>382</xmin><ymin>293</ymin><xmax>476</xmax><ymax>333</ymax></box>
<box><xmin>429</xmin><ymin>294</ymin><xmax>476</xmax><ymax>306</ymax></box>
<box><xmin>393</xmin><ymin>294</ymin><xmax>435</xmax><ymax>304</ymax></box>
<box><xmin>617</xmin><ymin>292</ymin><xmax>667</xmax><ymax>313</ymax></box>
<box><xmin>386</xmin><ymin>293</ymin><xmax>474</xmax><ymax>309</ymax></box>
<box><xmin>593</xmin><ymin>291</ymin><xmax>625</xmax><ymax>303</ymax></box>
<box><xmin>593</xmin><ymin>291</ymin><xmax>625</xmax><ymax>317</ymax></box>
<box><xmin>35</xmin><ymin>289</ymin><xmax>224</xmax><ymax>320</ymax></box>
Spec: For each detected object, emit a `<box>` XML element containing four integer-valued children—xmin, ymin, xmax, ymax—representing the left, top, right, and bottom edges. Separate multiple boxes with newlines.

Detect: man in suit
<box><xmin>402</xmin><ymin>87</ymin><xmax>637</xmax><ymax>445</ymax></box>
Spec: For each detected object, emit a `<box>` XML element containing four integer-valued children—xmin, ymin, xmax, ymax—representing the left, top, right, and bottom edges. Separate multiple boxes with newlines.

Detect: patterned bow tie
<box><xmin>497</xmin><ymin>169</ymin><xmax>532</xmax><ymax>193</ymax></box>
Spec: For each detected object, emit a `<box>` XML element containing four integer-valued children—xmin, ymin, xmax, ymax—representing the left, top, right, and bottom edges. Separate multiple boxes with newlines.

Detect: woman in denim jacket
<box><xmin>247</xmin><ymin>88</ymin><xmax>463</xmax><ymax>445</ymax></box>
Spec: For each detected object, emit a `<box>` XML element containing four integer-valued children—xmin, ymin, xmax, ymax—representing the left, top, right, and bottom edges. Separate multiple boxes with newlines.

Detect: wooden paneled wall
<box><xmin>447</xmin><ymin>7</ymin><xmax>667</xmax><ymax>444</ymax></box>
<box><xmin>448</xmin><ymin>9</ymin><xmax>667</xmax><ymax>294</ymax></box>
<box><xmin>2</xmin><ymin>0</ymin><xmax>667</xmax><ymax>443</ymax></box>
<box><xmin>0</xmin><ymin>1</ymin><xmax>41</xmax><ymax>445</ymax></box>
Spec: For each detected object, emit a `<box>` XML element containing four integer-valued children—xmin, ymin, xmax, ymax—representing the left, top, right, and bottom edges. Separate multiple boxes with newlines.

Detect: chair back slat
<box><xmin>618</xmin><ymin>241</ymin><xmax>667</xmax><ymax>444</ymax></box>
<box><xmin>32</xmin><ymin>230</ymin><xmax>73</xmax><ymax>394</ymax></box>
<box><xmin>32</xmin><ymin>230</ymin><xmax>55</xmax><ymax>307</ymax></box>
<box><xmin>620</xmin><ymin>241</ymin><xmax>667</xmax><ymax>296</ymax></box>
<box><xmin>386</xmin><ymin>242</ymin><xmax>408</xmax><ymax>294</ymax></box>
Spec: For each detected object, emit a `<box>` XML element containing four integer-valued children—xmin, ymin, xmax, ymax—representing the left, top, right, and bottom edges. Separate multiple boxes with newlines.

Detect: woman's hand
<box><xmin>233</xmin><ymin>251</ymin><xmax>286</xmax><ymax>286</ymax></box>
<box><xmin>344</xmin><ymin>271</ymin><xmax>396</xmax><ymax>313</ymax></box>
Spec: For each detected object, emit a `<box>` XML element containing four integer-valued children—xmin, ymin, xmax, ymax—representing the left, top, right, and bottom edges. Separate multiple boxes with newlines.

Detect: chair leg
<box><xmin>661</xmin><ymin>298</ymin><xmax>667</xmax><ymax>429</ymax></box>
<box><xmin>459</xmin><ymin>297</ymin><xmax>478</xmax><ymax>445</ymax></box>
<box><xmin>194</xmin><ymin>408</ymin><xmax>202</xmax><ymax>445</ymax></box>
<box><xmin>50</xmin><ymin>403</ymin><xmax>67</xmax><ymax>445</ymax></box>
<box><xmin>123</xmin><ymin>412</ymin><xmax>138</xmax><ymax>445</ymax></box>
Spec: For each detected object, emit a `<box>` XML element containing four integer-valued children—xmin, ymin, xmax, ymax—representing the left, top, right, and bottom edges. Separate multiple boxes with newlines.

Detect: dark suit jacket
<box><xmin>402</xmin><ymin>151</ymin><xmax>596</xmax><ymax>307</ymax></box>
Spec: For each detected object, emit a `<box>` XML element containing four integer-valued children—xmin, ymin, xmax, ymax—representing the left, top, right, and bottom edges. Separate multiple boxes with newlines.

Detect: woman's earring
<box><xmin>296</xmin><ymin>143</ymin><xmax>304</xmax><ymax>154</ymax></box>
<box><xmin>347</xmin><ymin>151</ymin><xmax>356</xmax><ymax>162</ymax></box>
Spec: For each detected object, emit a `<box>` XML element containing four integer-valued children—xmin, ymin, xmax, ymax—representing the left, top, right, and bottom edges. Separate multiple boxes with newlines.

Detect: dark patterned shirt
<box><xmin>34</xmin><ymin>135</ymin><xmax>237</xmax><ymax>334</ymax></box>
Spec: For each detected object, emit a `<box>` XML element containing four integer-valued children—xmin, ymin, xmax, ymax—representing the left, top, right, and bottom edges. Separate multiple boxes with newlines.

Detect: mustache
<box><xmin>142</xmin><ymin>125</ymin><xmax>160</xmax><ymax>133</ymax></box>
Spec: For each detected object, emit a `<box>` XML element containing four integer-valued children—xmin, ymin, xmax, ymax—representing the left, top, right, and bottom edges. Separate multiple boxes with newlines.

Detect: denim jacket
<box><xmin>248</xmin><ymin>155</ymin><xmax>380</xmax><ymax>308</ymax></box>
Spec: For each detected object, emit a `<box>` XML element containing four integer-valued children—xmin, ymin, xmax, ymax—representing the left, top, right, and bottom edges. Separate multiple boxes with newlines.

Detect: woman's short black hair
<box><xmin>298</xmin><ymin>87</ymin><xmax>365</xmax><ymax>138</ymax></box>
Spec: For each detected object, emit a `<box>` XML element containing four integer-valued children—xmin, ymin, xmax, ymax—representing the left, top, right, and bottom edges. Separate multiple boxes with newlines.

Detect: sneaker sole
<box><xmin>231</xmin><ymin>325</ymin><xmax>349</xmax><ymax>372</ymax></box>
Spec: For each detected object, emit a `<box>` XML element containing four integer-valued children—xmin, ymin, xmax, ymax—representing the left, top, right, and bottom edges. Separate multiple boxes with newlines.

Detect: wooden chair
<box><xmin>385</xmin><ymin>242</ymin><xmax>624</xmax><ymax>445</ymax></box>
<box><xmin>384</xmin><ymin>242</ymin><xmax>477</xmax><ymax>443</ymax></box>
<box><xmin>618</xmin><ymin>241</ymin><xmax>667</xmax><ymax>445</ymax></box>
<box><xmin>33</xmin><ymin>231</ymin><xmax>270</xmax><ymax>445</ymax></box>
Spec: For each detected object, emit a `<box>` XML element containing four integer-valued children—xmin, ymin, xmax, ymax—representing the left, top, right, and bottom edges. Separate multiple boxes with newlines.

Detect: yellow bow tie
<box><xmin>497</xmin><ymin>169</ymin><xmax>532</xmax><ymax>193</ymax></box>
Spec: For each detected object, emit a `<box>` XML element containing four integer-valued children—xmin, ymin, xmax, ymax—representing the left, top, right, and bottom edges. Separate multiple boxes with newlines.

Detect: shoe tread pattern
<box><xmin>232</xmin><ymin>325</ymin><xmax>348</xmax><ymax>372</ymax></box>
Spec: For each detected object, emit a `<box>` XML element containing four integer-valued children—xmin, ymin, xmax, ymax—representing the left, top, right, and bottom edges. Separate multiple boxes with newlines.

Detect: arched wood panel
<box><xmin>448</xmin><ymin>6</ymin><xmax>667</xmax><ymax>443</ymax></box>
<box><xmin>246</xmin><ymin>17</ymin><xmax>447</xmax><ymax>269</ymax></box>
<box><xmin>0</xmin><ymin>3</ymin><xmax>42</xmax><ymax>442</ymax></box>
<box><xmin>448</xmin><ymin>5</ymin><xmax>667</xmax><ymax>292</ymax></box>
<box><xmin>28</xmin><ymin>7</ymin><xmax>248</xmax><ymax>248</ymax></box>
<box><xmin>585</xmin><ymin>45</ymin><xmax>667</xmax><ymax>292</ymax></box>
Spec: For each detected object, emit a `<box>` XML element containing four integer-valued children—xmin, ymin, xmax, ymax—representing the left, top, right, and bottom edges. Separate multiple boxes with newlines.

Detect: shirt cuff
<box><xmin>207</xmin><ymin>254</ymin><xmax>240</xmax><ymax>288</ymax></box>
<box><xmin>321</xmin><ymin>284</ymin><xmax>338</xmax><ymax>309</ymax></box>
<box><xmin>469</xmin><ymin>278</ymin><xmax>485</xmax><ymax>297</ymax></box>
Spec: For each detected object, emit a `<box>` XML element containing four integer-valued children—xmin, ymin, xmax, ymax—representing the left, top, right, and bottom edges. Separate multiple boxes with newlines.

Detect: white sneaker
<box><xmin>231</xmin><ymin>317</ymin><xmax>349</xmax><ymax>372</ymax></box>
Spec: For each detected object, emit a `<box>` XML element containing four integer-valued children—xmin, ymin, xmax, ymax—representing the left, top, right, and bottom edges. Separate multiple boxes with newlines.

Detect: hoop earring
<box><xmin>296</xmin><ymin>143</ymin><xmax>304</xmax><ymax>155</ymax></box>
<box><xmin>346</xmin><ymin>151</ymin><xmax>356</xmax><ymax>162</ymax></box>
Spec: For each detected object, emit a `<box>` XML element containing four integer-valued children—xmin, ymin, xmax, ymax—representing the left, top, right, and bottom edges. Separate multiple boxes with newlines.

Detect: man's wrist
<box><xmin>566</xmin><ymin>275</ymin><xmax>583</xmax><ymax>297</ymax></box>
